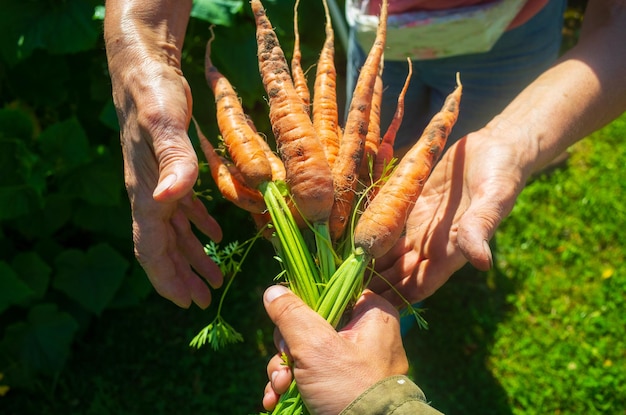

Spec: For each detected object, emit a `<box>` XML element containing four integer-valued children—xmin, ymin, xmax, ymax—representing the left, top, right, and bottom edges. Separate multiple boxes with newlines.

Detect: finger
<box><xmin>270</xmin><ymin>366</ymin><xmax>292</xmax><ymax>395</ymax></box>
<box><xmin>147</xmin><ymin>82</ymin><xmax>198</xmax><ymax>203</ymax></box>
<box><xmin>263</xmin><ymin>285</ymin><xmax>336</xmax><ymax>352</ymax></box>
<box><xmin>167</xmin><ymin>235</ymin><xmax>215</xmax><ymax>308</ymax></box>
<box><xmin>266</xmin><ymin>354</ymin><xmax>287</xmax><ymax>378</ymax></box>
<box><xmin>182</xmin><ymin>266</ymin><xmax>212</xmax><ymax>309</ymax></box>
<box><xmin>152</xmin><ymin>145</ymin><xmax>198</xmax><ymax>202</ymax></box>
<box><xmin>350</xmin><ymin>289</ymin><xmax>401</xmax><ymax>325</ymax></box>
<box><xmin>340</xmin><ymin>290</ymin><xmax>409</xmax><ymax>375</ymax></box>
<box><xmin>377</xmin><ymin>250</ymin><xmax>464</xmax><ymax>306</ymax></box>
<box><xmin>371</xmin><ymin>249</ymin><xmax>421</xmax><ymax>307</ymax></box>
<box><xmin>271</xmin><ymin>327</ymin><xmax>291</xmax><ymax>364</ymax></box>
<box><xmin>132</xmin><ymin>202</ymin><xmax>191</xmax><ymax>308</ymax></box>
<box><xmin>456</xmin><ymin>228</ymin><xmax>492</xmax><ymax>272</ymax></box>
<box><xmin>262</xmin><ymin>382</ymin><xmax>280</xmax><ymax>411</ymax></box>
<box><xmin>180</xmin><ymin>194</ymin><xmax>223</xmax><ymax>242</ymax></box>
<box><xmin>456</xmin><ymin>201</ymin><xmax>500</xmax><ymax>271</ymax></box>
<box><xmin>171</xmin><ymin>208</ymin><xmax>223</xmax><ymax>290</ymax></box>
<box><xmin>265</xmin><ymin>353</ymin><xmax>293</xmax><ymax>403</ymax></box>
<box><xmin>372</xmin><ymin>236</ymin><xmax>413</xmax><ymax>274</ymax></box>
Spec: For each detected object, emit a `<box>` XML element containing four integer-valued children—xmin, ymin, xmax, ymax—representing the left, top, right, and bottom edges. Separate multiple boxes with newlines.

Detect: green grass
<box><xmin>4</xmin><ymin>114</ymin><xmax>625</xmax><ymax>414</ymax></box>
<box><xmin>404</xmin><ymin>113</ymin><xmax>626</xmax><ymax>414</ymax></box>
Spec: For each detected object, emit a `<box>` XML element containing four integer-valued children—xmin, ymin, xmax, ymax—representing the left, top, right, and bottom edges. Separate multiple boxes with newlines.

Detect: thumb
<box><xmin>263</xmin><ymin>285</ymin><xmax>334</xmax><ymax>350</ymax></box>
<box><xmin>152</xmin><ymin>140</ymin><xmax>199</xmax><ymax>202</ymax></box>
<box><xmin>456</xmin><ymin>197</ymin><xmax>502</xmax><ymax>271</ymax></box>
<box><xmin>153</xmin><ymin>77</ymin><xmax>198</xmax><ymax>202</ymax></box>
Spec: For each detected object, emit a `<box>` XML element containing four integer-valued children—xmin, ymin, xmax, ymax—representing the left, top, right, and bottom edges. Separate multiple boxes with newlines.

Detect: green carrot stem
<box><xmin>261</xmin><ymin>181</ymin><xmax>320</xmax><ymax>306</ymax></box>
<box><xmin>269</xmin><ymin>380</ymin><xmax>305</xmax><ymax>415</ymax></box>
<box><xmin>313</xmin><ymin>222</ymin><xmax>336</xmax><ymax>282</ymax></box>
<box><xmin>315</xmin><ymin>249</ymin><xmax>368</xmax><ymax>327</ymax></box>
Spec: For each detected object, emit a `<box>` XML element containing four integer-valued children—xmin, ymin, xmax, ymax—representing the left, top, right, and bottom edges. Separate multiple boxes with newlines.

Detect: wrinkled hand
<box><xmin>105</xmin><ymin>5</ymin><xmax>223</xmax><ymax>308</ymax></box>
<box><xmin>262</xmin><ymin>285</ymin><xmax>408</xmax><ymax>415</ymax></box>
<box><xmin>372</xmin><ymin>131</ymin><xmax>532</xmax><ymax>306</ymax></box>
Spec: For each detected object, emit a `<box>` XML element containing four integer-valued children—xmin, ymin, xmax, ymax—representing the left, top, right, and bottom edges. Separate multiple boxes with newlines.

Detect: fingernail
<box><xmin>264</xmin><ymin>285</ymin><xmax>290</xmax><ymax>304</ymax></box>
<box><xmin>483</xmin><ymin>240</ymin><xmax>493</xmax><ymax>268</ymax></box>
<box><xmin>278</xmin><ymin>339</ymin><xmax>288</xmax><ymax>355</ymax></box>
<box><xmin>153</xmin><ymin>173</ymin><xmax>177</xmax><ymax>197</ymax></box>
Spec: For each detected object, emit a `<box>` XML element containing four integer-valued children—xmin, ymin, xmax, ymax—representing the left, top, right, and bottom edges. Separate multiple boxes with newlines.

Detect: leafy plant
<box><xmin>0</xmin><ymin>0</ymin><xmax>308</xmax><ymax>394</ymax></box>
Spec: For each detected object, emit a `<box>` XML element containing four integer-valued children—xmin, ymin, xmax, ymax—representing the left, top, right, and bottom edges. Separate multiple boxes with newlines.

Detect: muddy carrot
<box><xmin>252</xmin><ymin>0</ymin><xmax>334</xmax><ymax>224</ymax></box>
<box><xmin>359</xmin><ymin>60</ymin><xmax>384</xmax><ymax>181</ymax></box>
<box><xmin>312</xmin><ymin>0</ymin><xmax>340</xmax><ymax>169</ymax></box>
<box><xmin>244</xmin><ymin>114</ymin><xmax>286</xmax><ymax>181</ymax></box>
<box><xmin>291</xmin><ymin>0</ymin><xmax>310</xmax><ymax>115</ymax></box>
<box><xmin>372</xmin><ymin>58</ymin><xmax>412</xmax><ymax>185</ymax></box>
<box><xmin>328</xmin><ymin>0</ymin><xmax>388</xmax><ymax>241</ymax></box>
<box><xmin>205</xmin><ymin>29</ymin><xmax>272</xmax><ymax>190</ymax></box>
<box><xmin>354</xmin><ymin>76</ymin><xmax>462</xmax><ymax>258</ymax></box>
<box><xmin>194</xmin><ymin>119</ymin><xmax>267</xmax><ymax>214</ymax></box>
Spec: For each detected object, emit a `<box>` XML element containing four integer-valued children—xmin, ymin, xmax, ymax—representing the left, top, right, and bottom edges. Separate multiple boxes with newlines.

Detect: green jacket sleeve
<box><xmin>339</xmin><ymin>375</ymin><xmax>444</xmax><ymax>415</ymax></box>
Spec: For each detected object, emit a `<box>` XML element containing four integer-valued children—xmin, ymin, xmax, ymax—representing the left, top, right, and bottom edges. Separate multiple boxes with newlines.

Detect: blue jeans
<box><xmin>346</xmin><ymin>0</ymin><xmax>567</xmax><ymax>151</ymax></box>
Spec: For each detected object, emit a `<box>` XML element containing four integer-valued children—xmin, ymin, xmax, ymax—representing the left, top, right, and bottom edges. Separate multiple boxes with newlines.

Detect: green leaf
<box><xmin>72</xmin><ymin>202</ymin><xmax>130</xmax><ymax>238</ymax></box>
<box><xmin>0</xmin><ymin>129</ymin><xmax>47</xmax><ymax>218</ymax></box>
<box><xmin>108</xmin><ymin>262</ymin><xmax>153</xmax><ymax>308</ymax></box>
<box><xmin>0</xmin><ymin>108</ymin><xmax>35</xmax><ymax>141</ymax></box>
<box><xmin>191</xmin><ymin>0</ymin><xmax>244</xmax><ymax>26</ymax></box>
<box><xmin>59</xmin><ymin>155</ymin><xmax>124</xmax><ymax>206</ymax></box>
<box><xmin>38</xmin><ymin>117</ymin><xmax>91</xmax><ymax>173</ymax></box>
<box><xmin>19</xmin><ymin>194</ymin><xmax>74</xmax><ymax>238</ymax></box>
<box><xmin>189</xmin><ymin>315</ymin><xmax>243</xmax><ymax>351</ymax></box>
<box><xmin>53</xmin><ymin>243</ymin><xmax>129</xmax><ymax>315</ymax></box>
<box><xmin>0</xmin><ymin>304</ymin><xmax>79</xmax><ymax>385</ymax></box>
<box><xmin>0</xmin><ymin>261</ymin><xmax>34</xmax><ymax>314</ymax></box>
<box><xmin>0</xmin><ymin>109</ymin><xmax>45</xmax><ymax>201</ymax></box>
<box><xmin>0</xmin><ymin>185</ymin><xmax>43</xmax><ymax>221</ymax></box>
<box><xmin>0</xmin><ymin>0</ymin><xmax>102</xmax><ymax>65</ymax></box>
<box><xmin>11</xmin><ymin>252</ymin><xmax>52</xmax><ymax>301</ymax></box>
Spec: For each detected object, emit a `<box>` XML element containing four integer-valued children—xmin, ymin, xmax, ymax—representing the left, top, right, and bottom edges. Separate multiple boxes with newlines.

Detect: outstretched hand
<box><xmin>372</xmin><ymin>131</ymin><xmax>531</xmax><ymax>306</ymax></box>
<box><xmin>262</xmin><ymin>286</ymin><xmax>408</xmax><ymax>415</ymax></box>
<box><xmin>105</xmin><ymin>0</ymin><xmax>223</xmax><ymax>309</ymax></box>
<box><xmin>117</xmin><ymin>59</ymin><xmax>223</xmax><ymax>309</ymax></box>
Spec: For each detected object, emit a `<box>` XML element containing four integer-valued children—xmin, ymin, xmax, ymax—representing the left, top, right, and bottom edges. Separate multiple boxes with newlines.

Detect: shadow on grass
<box><xmin>403</xmin><ymin>249</ymin><xmax>518</xmax><ymax>415</ymax></box>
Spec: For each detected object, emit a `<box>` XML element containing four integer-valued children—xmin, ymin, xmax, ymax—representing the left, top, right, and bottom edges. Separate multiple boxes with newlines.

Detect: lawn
<box><xmin>3</xmin><ymin>113</ymin><xmax>625</xmax><ymax>415</ymax></box>
<box><xmin>404</xmin><ymin>113</ymin><xmax>626</xmax><ymax>414</ymax></box>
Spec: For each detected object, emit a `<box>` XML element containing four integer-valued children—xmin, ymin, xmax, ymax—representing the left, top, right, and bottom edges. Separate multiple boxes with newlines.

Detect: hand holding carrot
<box><xmin>372</xmin><ymin>130</ymin><xmax>530</xmax><ymax>306</ymax></box>
<box><xmin>104</xmin><ymin>0</ymin><xmax>223</xmax><ymax>309</ymax></box>
<box><xmin>262</xmin><ymin>285</ymin><xmax>408</xmax><ymax>415</ymax></box>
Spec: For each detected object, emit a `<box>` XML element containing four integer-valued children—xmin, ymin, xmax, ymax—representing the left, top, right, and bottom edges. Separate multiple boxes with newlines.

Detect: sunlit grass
<box><xmin>489</xmin><ymin>114</ymin><xmax>626</xmax><ymax>414</ymax></box>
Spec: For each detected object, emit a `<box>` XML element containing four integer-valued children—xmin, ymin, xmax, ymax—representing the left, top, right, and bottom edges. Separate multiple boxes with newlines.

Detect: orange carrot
<box><xmin>359</xmin><ymin>61</ymin><xmax>384</xmax><ymax>181</ymax></box>
<box><xmin>312</xmin><ymin>0</ymin><xmax>340</xmax><ymax>169</ymax></box>
<box><xmin>291</xmin><ymin>0</ymin><xmax>310</xmax><ymax>115</ymax></box>
<box><xmin>252</xmin><ymin>0</ymin><xmax>334</xmax><ymax>224</ymax></box>
<box><xmin>244</xmin><ymin>114</ymin><xmax>286</xmax><ymax>181</ymax></box>
<box><xmin>354</xmin><ymin>76</ymin><xmax>462</xmax><ymax>258</ymax></box>
<box><xmin>328</xmin><ymin>0</ymin><xmax>388</xmax><ymax>241</ymax></box>
<box><xmin>205</xmin><ymin>29</ymin><xmax>272</xmax><ymax>190</ymax></box>
<box><xmin>372</xmin><ymin>58</ymin><xmax>413</xmax><ymax>185</ymax></box>
<box><xmin>194</xmin><ymin>119</ymin><xmax>267</xmax><ymax>214</ymax></box>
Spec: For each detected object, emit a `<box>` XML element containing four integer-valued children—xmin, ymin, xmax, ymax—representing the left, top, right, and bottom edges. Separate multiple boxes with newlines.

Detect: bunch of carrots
<box><xmin>191</xmin><ymin>0</ymin><xmax>462</xmax><ymax>413</ymax></box>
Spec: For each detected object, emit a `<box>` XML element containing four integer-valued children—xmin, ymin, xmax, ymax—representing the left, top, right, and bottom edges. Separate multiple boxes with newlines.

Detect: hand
<box><xmin>262</xmin><ymin>285</ymin><xmax>409</xmax><ymax>415</ymax></box>
<box><xmin>372</xmin><ymin>129</ymin><xmax>532</xmax><ymax>306</ymax></box>
<box><xmin>104</xmin><ymin>0</ymin><xmax>223</xmax><ymax>309</ymax></box>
